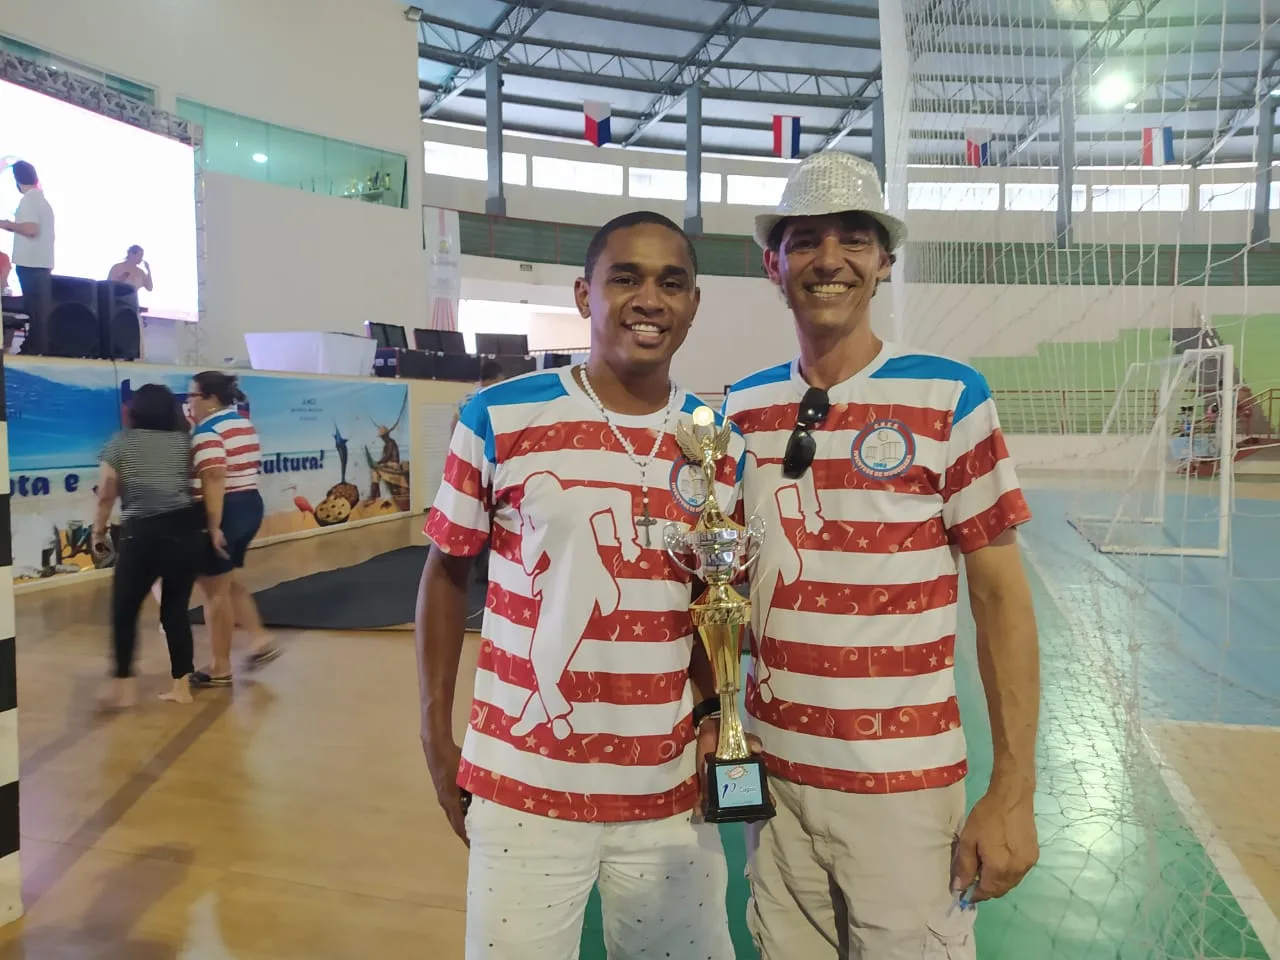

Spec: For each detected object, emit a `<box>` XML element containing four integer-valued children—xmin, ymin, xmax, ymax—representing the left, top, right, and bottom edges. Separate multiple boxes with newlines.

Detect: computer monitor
<box><xmin>384</xmin><ymin>324</ymin><xmax>409</xmax><ymax>349</ymax></box>
<box><xmin>364</xmin><ymin>321</ymin><xmax>390</xmax><ymax>347</ymax></box>
<box><xmin>475</xmin><ymin>332</ymin><xmax>530</xmax><ymax>356</ymax></box>
<box><xmin>414</xmin><ymin>328</ymin><xmax>466</xmax><ymax>355</ymax></box>
<box><xmin>365</xmin><ymin>322</ymin><xmax>409</xmax><ymax>349</ymax></box>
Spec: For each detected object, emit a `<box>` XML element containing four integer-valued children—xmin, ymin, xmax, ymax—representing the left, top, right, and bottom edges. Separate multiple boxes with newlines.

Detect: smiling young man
<box><xmin>416</xmin><ymin>210</ymin><xmax>742</xmax><ymax>959</ymax></box>
<box><xmin>718</xmin><ymin>152</ymin><xmax>1041</xmax><ymax>958</ymax></box>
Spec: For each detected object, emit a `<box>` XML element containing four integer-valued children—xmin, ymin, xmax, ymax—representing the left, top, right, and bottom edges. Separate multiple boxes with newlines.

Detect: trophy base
<box><xmin>703</xmin><ymin>755</ymin><xmax>776</xmax><ymax>824</ymax></box>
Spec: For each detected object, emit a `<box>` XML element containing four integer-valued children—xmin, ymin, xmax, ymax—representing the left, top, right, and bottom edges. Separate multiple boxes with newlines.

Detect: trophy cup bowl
<box><xmin>664</xmin><ymin>407</ymin><xmax>775</xmax><ymax>824</ymax></box>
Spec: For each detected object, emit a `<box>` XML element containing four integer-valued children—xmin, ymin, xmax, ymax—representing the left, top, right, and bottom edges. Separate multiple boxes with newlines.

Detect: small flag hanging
<box><xmin>584</xmin><ymin>101</ymin><xmax>612</xmax><ymax>147</ymax></box>
<box><xmin>1141</xmin><ymin>126</ymin><xmax>1175</xmax><ymax>166</ymax></box>
<box><xmin>965</xmin><ymin>128</ymin><xmax>991</xmax><ymax>167</ymax></box>
<box><xmin>772</xmin><ymin>115</ymin><xmax>801</xmax><ymax>159</ymax></box>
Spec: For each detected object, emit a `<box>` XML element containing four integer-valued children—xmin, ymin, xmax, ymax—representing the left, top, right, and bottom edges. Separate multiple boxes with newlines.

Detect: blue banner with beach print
<box><xmin>4</xmin><ymin>359</ymin><xmax>410</xmax><ymax>582</ymax></box>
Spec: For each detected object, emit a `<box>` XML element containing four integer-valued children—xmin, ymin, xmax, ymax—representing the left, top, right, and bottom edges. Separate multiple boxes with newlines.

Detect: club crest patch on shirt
<box><xmin>851</xmin><ymin>418</ymin><xmax>916</xmax><ymax>479</ymax></box>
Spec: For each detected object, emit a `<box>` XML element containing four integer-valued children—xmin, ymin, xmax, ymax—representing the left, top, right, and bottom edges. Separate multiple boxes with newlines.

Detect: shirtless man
<box><xmin>108</xmin><ymin>245</ymin><xmax>153</xmax><ymax>292</ymax></box>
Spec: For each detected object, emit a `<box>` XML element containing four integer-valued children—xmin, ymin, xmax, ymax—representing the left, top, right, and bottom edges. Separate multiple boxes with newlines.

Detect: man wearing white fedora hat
<box><xmin>715</xmin><ymin>152</ymin><xmax>1041</xmax><ymax>958</ymax></box>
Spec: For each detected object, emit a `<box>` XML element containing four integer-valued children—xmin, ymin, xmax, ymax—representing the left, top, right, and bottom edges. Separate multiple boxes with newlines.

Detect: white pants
<box><xmin>745</xmin><ymin>779</ymin><xmax>975</xmax><ymax>960</ymax></box>
<box><xmin>465</xmin><ymin>797</ymin><xmax>735</xmax><ymax>960</ymax></box>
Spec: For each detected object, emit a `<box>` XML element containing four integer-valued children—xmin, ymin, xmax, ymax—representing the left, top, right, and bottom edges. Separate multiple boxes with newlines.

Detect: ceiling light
<box><xmin>252</xmin><ymin>153</ymin><xmax>268</xmax><ymax>164</ymax></box>
<box><xmin>1093</xmin><ymin>73</ymin><xmax>1134</xmax><ymax>109</ymax></box>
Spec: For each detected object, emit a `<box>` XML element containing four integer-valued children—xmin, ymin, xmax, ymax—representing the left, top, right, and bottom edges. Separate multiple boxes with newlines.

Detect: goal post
<box><xmin>1068</xmin><ymin>345</ymin><xmax>1235</xmax><ymax>558</ymax></box>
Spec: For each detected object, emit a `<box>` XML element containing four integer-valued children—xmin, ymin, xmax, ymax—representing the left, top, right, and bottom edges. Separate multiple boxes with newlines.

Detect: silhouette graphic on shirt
<box><xmin>510</xmin><ymin>470</ymin><xmax>643</xmax><ymax>740</ymax></box>
<box><xmin>748</xmin><ymin>451</ymin><xmax>822</xmax><ymax>704</ymax></box>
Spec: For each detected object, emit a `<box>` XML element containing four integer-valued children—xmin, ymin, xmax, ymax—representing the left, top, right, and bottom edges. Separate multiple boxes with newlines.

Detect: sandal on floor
<box><xmin>189</xmin><ymin>671</ymin><xmax>233</xmax><ymax>687</ymax></box>
<box><xmin>244</xmin><ymin>646</ymin><xmax>282</xmax><ymax>671</ymax></box>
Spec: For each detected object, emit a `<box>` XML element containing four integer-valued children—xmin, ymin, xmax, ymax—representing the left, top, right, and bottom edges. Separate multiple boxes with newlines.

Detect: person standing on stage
<box><xmin>720</xmin><ymin>152</ymin><xmax>1041</xmax><ymax>959</ymax></box>
<box><xmin>416</xmin><ymin>211</ymin><xmax>742</xmax><ymax>959</ymax></box>
<box><xmin>92</xmin><ymin>384</ymin><xmax>207</xmax><ymax>708</ymax></box>
<box><xmin>0</xmin><ymin>161</ymin><xmax>54</xmax><ymax>355</ymax></box>
<box><xmin>108</xmin><ymin>245</ymin><xmax>154</xmax><ymax>292</ymax></box>
<box><xmin>186</xmin><ymin>372</ymin><xmax>279</xmax><ymax>687</ymax></box>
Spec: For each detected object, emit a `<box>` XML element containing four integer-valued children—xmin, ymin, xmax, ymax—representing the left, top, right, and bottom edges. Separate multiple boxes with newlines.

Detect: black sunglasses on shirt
<box><xmin>782</xmin><ymin>386</ymin><xmax>831</xmax><ymax>479</ymax></box>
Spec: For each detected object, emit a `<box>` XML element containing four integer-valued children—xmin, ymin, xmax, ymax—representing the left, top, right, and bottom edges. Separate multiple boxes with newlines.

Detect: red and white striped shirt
<box><xmin>425</xmin><ymin>366</ymin><xmax>746</xmax><ymax>822</ymax></box>
<box><xmin>191</xmin><ymin>408</ymin><xmax>261</xmax><ymax>495</ymax></box>
<box><xmin>723</xmin><ymin>343</ymin><xmax>1031</xmax><ymax>795</ymax></box>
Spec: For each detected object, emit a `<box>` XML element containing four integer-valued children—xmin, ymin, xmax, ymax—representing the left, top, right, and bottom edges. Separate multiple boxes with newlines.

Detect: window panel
<box><xmin>424</xmin><ymin>142</ymin><xmax>527</xmax><ymax>186</ymax></box>
<box><xmin>1004</xmin><ymin>183</ymin><xmax>1087</xmax><ymax>212</ymax></box>
<box><xmin>176</xmin><ymin>99</ymin><xmax>408</xmax><ymax>208</ymax></box>
<box><xmin>532</xmin><ymin>156</ymin><xmax>623</xmax><ymax>195</ymax></box>
<box><xmin>1089</xmin><ymin>184</ymin><xmax>1188</xmax><ymax>213</ymax></box>
<box><xmin>628</xmin><ymin>167</ymin><xmax>722</xmax><ymax>203</ymax></box>
<box><xmin>907</xmin><ymin>182</ymin><xmax>1000</xmax><ymax>211</ymax></box>
<box><xmin>725</xmin><ymin>174</ymin><xmax>787</xmax><ymax>207</ymax></box>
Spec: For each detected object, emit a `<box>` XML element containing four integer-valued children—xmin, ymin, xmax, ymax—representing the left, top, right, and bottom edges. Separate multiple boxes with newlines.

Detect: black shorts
<box><xmin>204</xmin><ymin>490</ymin><xmax>264</xmax><ymax>576</ymax></box>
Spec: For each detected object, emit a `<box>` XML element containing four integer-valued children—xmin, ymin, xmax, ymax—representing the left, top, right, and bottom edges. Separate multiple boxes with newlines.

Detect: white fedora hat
<box><xmin>753</xmin><ymin>152</ymin><xmax>907</xmax><ymax>252</ymax></box>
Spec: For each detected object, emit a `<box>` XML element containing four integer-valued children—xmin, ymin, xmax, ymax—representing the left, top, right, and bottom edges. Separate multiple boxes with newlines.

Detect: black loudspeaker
<box><xmin>47</xmin><ymin>275</ymin><xmax>101</xmax><ymax>358</ymax></box>
<box><xmin>97</xmin><ymin>281</ymin><xmax>141</xmax><ymax>360</ymax></box>
<box><xmin>395</xmin><ymin>350</ymin><xmax>435</xmax><ymax>379</ymax></box>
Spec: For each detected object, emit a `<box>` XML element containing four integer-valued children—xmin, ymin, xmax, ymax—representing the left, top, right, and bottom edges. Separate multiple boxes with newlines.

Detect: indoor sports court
<box><xmin>1</xmin><ymin>0</ymin><xmax>1279</xmax><ymax>957</ymax></box>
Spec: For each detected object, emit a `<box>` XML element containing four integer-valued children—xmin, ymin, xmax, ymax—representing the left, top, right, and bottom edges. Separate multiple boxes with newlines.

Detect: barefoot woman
<box><xmin>92</xmin><ymin>384</ymin><xmax>207</xmax><ymax>707</ymax></box>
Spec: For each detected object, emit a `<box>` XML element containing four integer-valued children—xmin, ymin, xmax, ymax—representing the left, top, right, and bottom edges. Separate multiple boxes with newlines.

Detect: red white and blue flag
<box><xmin>1141</xmin><ymin>126</ymin><xmax>1175</xmax><ymax>166</ymax></box>
<box><xmin>772</xmin><ymin>115</ymin><xmax>801</xmax><ymax>159</ymax></box>
<box><xmin>584</xmin><ymin>100</ymin><xmax>612</xmax><ymax>147</ymax></box>
<box><xmin>965</xmin><ymin>128</ymin><xmax>991</xmax><ymax>167</ymax></box>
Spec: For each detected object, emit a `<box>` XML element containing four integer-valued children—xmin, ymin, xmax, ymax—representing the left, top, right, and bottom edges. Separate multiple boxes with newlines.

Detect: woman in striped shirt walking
<box><xmin>186</xmin><ymin>372</ymin><xmax>279</xmax><ymax>686</ymax></box>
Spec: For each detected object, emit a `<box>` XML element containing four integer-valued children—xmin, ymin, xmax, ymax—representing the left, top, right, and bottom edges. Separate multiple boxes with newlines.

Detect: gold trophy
<box><xmin>664</xmin><ymin>406</ymin><xmax>775</xmax><ymax>823</ymax></box>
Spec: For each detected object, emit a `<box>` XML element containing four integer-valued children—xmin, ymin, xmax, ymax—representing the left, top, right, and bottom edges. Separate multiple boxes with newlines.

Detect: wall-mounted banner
<box><xmin>424</xmin><ymin>205</ymin><xmax>461</xmax><ymax>332</ymax></box>
<box><xmin>5</xmin><ymin>360</ymin><xmax>411</xmax><ymax>583</ymax></box>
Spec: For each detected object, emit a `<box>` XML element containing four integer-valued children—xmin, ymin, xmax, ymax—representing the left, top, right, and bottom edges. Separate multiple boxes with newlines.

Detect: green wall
<box><xmin>970</xmin><ymin>329</ymin><xmax>1178</xmax><ymax>433</ymax></box>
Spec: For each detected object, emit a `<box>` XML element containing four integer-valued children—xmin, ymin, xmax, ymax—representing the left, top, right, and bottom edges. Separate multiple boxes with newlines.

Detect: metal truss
<box><xmin>1189</xmin><ymin>52</ymin><xmax>1280</xmax><ymax>166</ymax></box>
<box><xmin>704</xmin><ymin>0</ymin><xmax>878</xmax><ymax>16</ymax></box>
<box><xmin>622</xmin><ymin>0</ymin><xmax>780</xmax><ymax>147</ymax></box>
<box><xmin>1003</xmin><ymin>0</ymin><xmax>1166</xmax><ymax>162</ymax></box>
<box><xmin>417</xmin><ymin>28</ymin><xmax>876</xmax><ymax>107</ymax></box>
<box><xmin>420</xmin><ymin>2</ymin><xmax>552</xmax><ymax>118</ymax></box>
<box><xmin>0</xmin><ymin>48</ymin><xmax>195</xmax><ymax>145</ymax></box>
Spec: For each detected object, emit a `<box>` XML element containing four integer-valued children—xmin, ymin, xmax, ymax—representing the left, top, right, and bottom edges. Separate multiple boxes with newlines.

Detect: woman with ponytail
<box><xmin>187</xmin><ymin>371</ymin><xmax>279</xmax><ymax>685</ymax></box>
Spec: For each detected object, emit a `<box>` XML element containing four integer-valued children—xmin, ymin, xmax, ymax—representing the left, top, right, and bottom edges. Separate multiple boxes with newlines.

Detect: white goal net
<box><xmin>1069</xmin><ymin>345</ymin><xmax>1236</xmax><ymax>557</ymax></box>
<box><xmin>880</xmin><ymin>0</ymin><xmax>1280</xmax><ymax>957</ymax></box>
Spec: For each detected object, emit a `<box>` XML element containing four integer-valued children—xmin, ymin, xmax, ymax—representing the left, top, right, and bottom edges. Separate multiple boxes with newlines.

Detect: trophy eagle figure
<box><xmin>675</xmin><ymin>407</ymin><xmax>734</xmax><ymax>528</ymax></box>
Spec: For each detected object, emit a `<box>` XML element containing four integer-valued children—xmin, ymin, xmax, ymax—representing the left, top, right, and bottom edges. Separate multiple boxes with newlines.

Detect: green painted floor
<box><xmin>577</xmin><ymin>557</ymin><xmax>1271</xmax><ymax>958</ymax></box>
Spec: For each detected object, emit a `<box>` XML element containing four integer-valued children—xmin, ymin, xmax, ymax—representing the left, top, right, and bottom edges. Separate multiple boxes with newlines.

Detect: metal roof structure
<box><xmin>416</xmin><ymin>0</ymin><xmax>1280</xmax><ymax>167</ymax></box>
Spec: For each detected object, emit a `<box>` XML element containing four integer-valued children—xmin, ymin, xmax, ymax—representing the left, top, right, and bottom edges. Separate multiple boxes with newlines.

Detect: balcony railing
<box><xmin>457</xmin><ymin>211</ymin><xmax>1280</xmax><ymax>285</ymax></box>
<box><xmin>992</xmin><ymin>386</ymin><xmax>1279</xmax><ymax>436</ymax></box>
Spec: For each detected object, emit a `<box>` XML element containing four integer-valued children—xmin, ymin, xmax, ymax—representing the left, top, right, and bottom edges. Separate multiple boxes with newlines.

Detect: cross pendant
<box><xmin>636</xmin><ymin>506</ymin><xmax>657</xmax><ymax>548</ymax></box>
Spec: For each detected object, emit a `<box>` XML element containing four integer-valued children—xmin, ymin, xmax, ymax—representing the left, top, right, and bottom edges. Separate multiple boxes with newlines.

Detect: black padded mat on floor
<box><xmin>188</xmin><ymin>546</ymin><xmax>489</xmax><ymax>631</ymax></box>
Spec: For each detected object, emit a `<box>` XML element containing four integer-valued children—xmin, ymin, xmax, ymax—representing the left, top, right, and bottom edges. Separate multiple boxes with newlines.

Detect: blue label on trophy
<box><xmin>714</xmin><ymin>763</ymin><xmax>764</xmax><ymax>808</ymax></box>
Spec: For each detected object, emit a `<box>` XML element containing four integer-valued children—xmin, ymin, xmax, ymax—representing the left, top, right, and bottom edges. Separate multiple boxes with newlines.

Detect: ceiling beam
<box><xmin>418</xmin><ymin>41</ymin><xmax>876</xmax><ymax>108</ymax></box>
<box><xmin>419</xmin><ymin>11</ymin><xmax>879</xmax><ymax>87</ymax></box>
<box><xmin>947</xmin><ymin>13</ymin><xmax>1264</xmax><ymax>31</ymax></box>
<box><xmin>1002</xmin><ymin>0</ymin><xmax>1164</xmax><ymax>162</ymax></box>
<box><xmin>816</xmin><ymin>73</ymin><xmax>881</xmax><ymax>152</ymax></box>
<box><xmin>422</xmin><ymin>84</ymin><xmax>874</xmax><ymax>134</ymax></box>
<box><xmin>419</xmin><ymin>2</ymin><xmax>553</xmax><ymax>119</ymax></box>
<box><xmin>704</xmin><ymin>0</ymin><xmax>878</xmax><ymax>17</ymax></box>
<box><xmin>420</xmin><ymin>0</ymin><xmax>879</xmax><ymax>50</ymax></box>
<box><xmin>622</xmin><ymin>0</ymin><xmax>780</xmax><ymax>147</ymax></box>
<box><xmin>911</xmin><ymin>94</ymin><xmax>1262</xmax><ymax>116</ymax></box>
<box><xmin>424</xmin><ymin>81</ymin><xmax>1265</xmax><ymax>138</ymax></box>
<box><xmin>1188</xmin><ymin>53</ymin><xmax>1280</xmax><ymax>166</ymax></box>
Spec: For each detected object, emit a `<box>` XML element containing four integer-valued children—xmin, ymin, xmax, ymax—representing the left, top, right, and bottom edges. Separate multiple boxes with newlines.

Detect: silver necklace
<box><xmin>577</xmin><ymin>365</ymin><xmax>678</xmax><ymax>547</ymax></box>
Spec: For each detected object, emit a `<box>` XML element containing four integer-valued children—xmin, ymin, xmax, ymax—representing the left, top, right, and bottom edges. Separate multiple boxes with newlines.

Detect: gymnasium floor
<box><xmin>0</xmin><ymin>481</ymin><xmax>1275</xmax><ymax>958</ymax></box>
